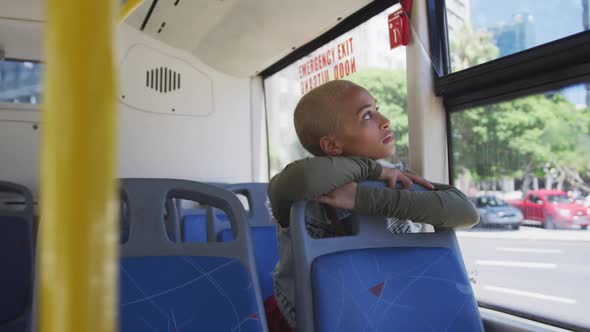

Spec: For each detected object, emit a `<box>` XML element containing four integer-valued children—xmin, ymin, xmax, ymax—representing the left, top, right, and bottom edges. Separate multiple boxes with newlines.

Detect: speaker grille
<box><xmin>146</xmin><ymin>67</ymin><xmax>181</xmax><ymax>93</ymax></box>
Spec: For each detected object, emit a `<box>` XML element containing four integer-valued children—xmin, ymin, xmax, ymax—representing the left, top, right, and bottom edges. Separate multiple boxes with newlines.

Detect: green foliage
<box><xmin>348</xmin><ymin>68</ymin><xmax>409</xmax><ymax>165</ymax></box>
<box><xmin>336</xmin><ymin>29</ymin><xmax>590</xmax><ymax>191</ymax></box>
<box><xmin>449</xmin><ymin>24</ymin><xmax>590</xmax><ymax>189</ymax></box>
<box><xmin>452</xmin><ymin>94</ymin><xmax>590</xmax><ymax>183</ymax></box>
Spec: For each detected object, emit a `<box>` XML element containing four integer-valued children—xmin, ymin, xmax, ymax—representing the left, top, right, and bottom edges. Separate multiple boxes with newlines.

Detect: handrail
<box><xmin>119</xmin><ymin>0</ymin><xmax>145</xmax><ymax>23</ymax></box>
<box><xmin>39</xmin><ymin>0</ymin><xmax>118</xmax><ymax>331</ymax></box>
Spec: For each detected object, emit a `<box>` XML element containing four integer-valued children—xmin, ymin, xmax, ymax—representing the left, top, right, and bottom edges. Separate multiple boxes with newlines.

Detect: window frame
<box><xmin>259</xmin><ymin>0</ymin><xmax>400</xmax><ymax>78</ymax></box>
<box><xmin>259</xmin><ymin>0</ymin><xmax>401</xmax><ymax>180</ymax></box>
<box><xmin>429</xmin><ymin>1</ymin><xmax>590</xmax><ymax>331</ymax></box>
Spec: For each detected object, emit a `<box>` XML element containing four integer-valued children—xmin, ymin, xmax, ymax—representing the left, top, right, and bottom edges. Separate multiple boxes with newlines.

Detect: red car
<box><xmin>508</xmin><ymin>190</ymin><xmax>589</xmax><ymax>229</ymax></box>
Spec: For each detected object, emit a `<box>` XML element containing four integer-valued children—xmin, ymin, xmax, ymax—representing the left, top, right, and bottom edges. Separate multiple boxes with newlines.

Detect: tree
<box><xmin>449</xmin><ymin>24</ymin><xmax>590</xmax><ymax>193</ymax></box>
<box><xmin>452</xmin><ymin>93</ymin><xmax>590</xmax><ymax>192</ymax></box>
<box><xmin>450</xmin><ymin>25</ymin><xmax>499</xmax><ymax>72</ymax></box>
<box><xmin>348</xmin><ymin>69</ymin><xmax>409</xmax><ymax>166</ymax></box>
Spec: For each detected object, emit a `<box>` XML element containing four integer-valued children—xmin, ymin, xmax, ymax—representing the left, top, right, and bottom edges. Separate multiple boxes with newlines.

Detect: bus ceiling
<box><xmin>123</xmin><ymin>0</ymin><xmax>373</xmax><ymax>77</ymax></box>
<box><xmin>0</xmin><ymin>0</ymin><xmax>374</xmax><ymax>76</ymax></box>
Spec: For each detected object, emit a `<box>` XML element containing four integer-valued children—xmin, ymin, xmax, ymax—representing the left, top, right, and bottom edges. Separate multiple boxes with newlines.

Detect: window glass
<box><xmin>447</xmin><ymin>0</ymin><xmax>590</xmax><ymax>72</ymax></box>
<box><xmin>452</xmin><ymin>82</ymin><xmax>590</xmax><ymax>329</ymax></box>
<box><xmin>0</xmin><ymin>60</ymin><xmax>42</xmax><ymax>104</ymax></box>
<box><xmin>264</xmin><ymin>4</ymin><xmax>408</xmax><ymax>176</ymax></box>
<box><xmin>478</xmin><ymin>196</ymin><xmax>507</xmax><ymax>207</ymax></box>
<box><xmin>547</xmin><ymin>195</ymin><xmax>573</xmax><ymax>204</ymax></box>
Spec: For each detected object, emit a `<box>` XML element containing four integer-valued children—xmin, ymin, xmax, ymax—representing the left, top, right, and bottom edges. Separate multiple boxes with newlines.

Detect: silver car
<box><xmin>472</xmin><ymin>195</ymin><xmax>524</xmax><ymax>229</ymax></box>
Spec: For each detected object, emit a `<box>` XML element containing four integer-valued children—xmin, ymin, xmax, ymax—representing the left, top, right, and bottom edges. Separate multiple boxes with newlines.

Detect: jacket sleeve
<box><xmin>354</xmin><ymin>182</ymin><xmax>479</xmax><ymax>228</ymax></box>
<box><xmin>268</xmin><ymin>156</ymin><xmax>383</xmax><ymax>227</ymax></box>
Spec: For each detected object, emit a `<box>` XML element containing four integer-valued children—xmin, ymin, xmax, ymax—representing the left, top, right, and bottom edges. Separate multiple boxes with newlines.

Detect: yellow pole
<box><xmin>119</xmin><ymin>0</ymin><xmax>145</xmax><ymax>23</ymax></box>
<box><xmin>39</xmin><ymin>0</ymin><xmax>118</xmax><ymax>330</ymax></box>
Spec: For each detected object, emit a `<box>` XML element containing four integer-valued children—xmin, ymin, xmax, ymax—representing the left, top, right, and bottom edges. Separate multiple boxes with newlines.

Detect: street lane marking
<box><xmin>475</xmin><ymin>260</ymin><xmax>556</xmax><ymax>269</ymax></box>
<box><xmin>496</xmin><ymin>247</ymin><xmax>564</xmax><ymax>254</ymax></box>
<box><xmin>457</xmin><ymin>228</ymin><xmax>590</xmax><ymax>242</ymax></box>
<box><xmin>482</xmin><ymin>285</ymin><xmax>577</xmax><ymax>304</ymax></box>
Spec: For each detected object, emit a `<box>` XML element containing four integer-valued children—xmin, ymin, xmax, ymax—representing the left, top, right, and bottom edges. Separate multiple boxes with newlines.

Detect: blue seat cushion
<box><xmin>182</xmin><ymin>215</ymin><xmax>207</xmax><ymax>243</ymax></box>
<box><xmin>183</xmin><ymin>212</ymin><xmax>230</xmax><ymax>243</ymax></box>
<box><xmin>218</xmin><ymin>226</ymin><xmax>278</xmax><ymax>300</ymax></box>
<box><xmin>312</xmin><ymin>247</ymin><xmax>482</xmax><ymax>332</ymax></box>
<box><xmin>120</xmin><ymin>256</ymin><xmax>263</xmax><ymax>332</ymax></box>
<box><xmin>0</xmin><ymin>216</ymin><xmax>32</xmax><ymax>324</ymax></box>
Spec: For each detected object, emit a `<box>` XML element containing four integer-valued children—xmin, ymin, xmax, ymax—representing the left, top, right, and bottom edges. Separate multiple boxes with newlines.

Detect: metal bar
<box><xmin>40</xmin><ymin>0</ymin><xmax>118</xmax><ymax>330</ymax></box>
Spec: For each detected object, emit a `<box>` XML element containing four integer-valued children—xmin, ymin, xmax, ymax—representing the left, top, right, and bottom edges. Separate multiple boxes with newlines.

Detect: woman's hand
<box><xmin>379</xmin><ymin>167</ymin><xmax>434</xmax><ymax>190</ymax></box>
<box><xmin>314</xmin><ymin>168</ymin><xmax>434</xmax><ymax>210</ymax></box>
<box><xmin>314</xmin><ymin>182</ymin><xmax>358</xmax><ymax>210</ymax></box>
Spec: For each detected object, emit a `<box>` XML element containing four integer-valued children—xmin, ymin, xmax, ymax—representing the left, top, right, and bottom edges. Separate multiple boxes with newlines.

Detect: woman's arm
<box><xmin>268</xmin><ymin>156</ymin><xmax>382</xmax><ymax>227</ymax></box>
<box><xmin>355</xmin><ymin>183</ymin><xmax>479</xmax><ymax>228</ymax></box>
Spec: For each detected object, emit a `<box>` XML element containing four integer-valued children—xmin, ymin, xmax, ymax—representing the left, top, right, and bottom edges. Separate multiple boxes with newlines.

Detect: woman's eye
<box><xmin>362</xmin><ymin>111</ymin><xmax>372</xmax><ymax>120</ymax></box>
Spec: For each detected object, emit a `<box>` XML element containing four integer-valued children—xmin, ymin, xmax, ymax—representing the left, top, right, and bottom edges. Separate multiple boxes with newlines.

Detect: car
<box><xmin>508</xmin><ymin>190</ymin><xmax>589</xmax><ymax>230</ymax></box>
<box><xmin>471</xmin><ymin>195</ymin><xmax>524</xmax><ymax>229</ymax></box>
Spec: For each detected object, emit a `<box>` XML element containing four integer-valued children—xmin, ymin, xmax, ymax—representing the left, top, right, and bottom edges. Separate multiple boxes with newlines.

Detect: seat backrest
<box><xmin>183</xmin><ymin>183</ymin><xmax>270</xmax><ymax>242</ymax></box>
<box><xmin>290</xmin><ymin>182</ymin><xmax>483</xmax><ymax>332</ymax></box>
<box><xmin>217</xmin><ymin>183</ymin><xmax>277</xmax><ymax>300</ymax></box>
<box><xmin>224</xmin><ymin>183</ymin><xmax>270</xmax><ymax>226</ymax></box>
<box><xmin>119</xmin><ymin>179</ymin><xmax>267</xmax><ymax>332</ymax></box>
<box><xmin>206</xmin><ymin>183</ymin><xmax>270</xmax><ymax>241</ymax></box>
<box><xmin>181</xmin><ymin>209</ymin><xmax>209</xmax><ymax>243</ymax></box>
<box><xmin>177</xmin><ymin>182</ymin><xmax>228</xmax><ymax>242</ymax></box>
<box><xmin>0</xmin><ymin>181</ymin><xmax>34</xmax><ymax>331</ymax></box>
<box><xmin>218</xmin><ymin>225</ymin><xmax>278</xmax><ymax>300</ymax></box>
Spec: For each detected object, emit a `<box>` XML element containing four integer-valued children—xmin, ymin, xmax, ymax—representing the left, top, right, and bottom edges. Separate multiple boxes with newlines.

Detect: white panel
<box><xmin>119</xmin><ymin>43</ymin><xmax>214</xmax><ymax>116</ymax></box>
<box><xmin>0</xmin><ymin>23</ymin><xmax>257</xmax><ymax>194</ymax></box>
<box><xmin>117</xmin><ymin>24</ymin><xmax>253</xmax><ymax>183</ymax></box>
<box><xmin>0</xmin><ymin>111</ymin><xmax>40</xmax><ymax>196</ymax></box>
<box><xmin>0</xmin><ymin>0</ymin><xmax>44</xmax><ymax>22</ymax></box>
<box><xmin>0</xmin><ymin>18</ymin><xmax>42</xmax><ymax>60</ymax></box>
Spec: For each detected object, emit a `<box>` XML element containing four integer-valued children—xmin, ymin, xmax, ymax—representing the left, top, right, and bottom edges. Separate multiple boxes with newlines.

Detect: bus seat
<box><xmin>217</xmin><ymin>183</ymin><xmax>277</xmax><ymax>300</ymax></box>
<box><xmin>119</xmin><ymin>179</ymin><xmax>267</xmax><ymax>332</ymax></box>
<box><xmin>290</xmin><ymin>181</ymin><xmax>483</xmax><ymax>332</ymax></box>
<box><xmin>224</xmin><ymin>183</ymin><xmax>270</xmax><ymax>226</ymax></box>
<box><xmin>184</xmin><ymin>183</ymin><xmax>270</xmax><ymax>242</ymax></box>
<box><xmin>218</xmin><ymin>225</ymin><xmax>278</xmax><ymax>300</ymax></box>
<box><xmin>208</xmin><ymin>183</ymin><xmax>270</xmax><ymax>238</ymax></box>
<box><xmin>181</xmin><ymin>208</ymin><xmax>228</xmax><ymax>243</ymax></box>
<box><xmin>179</xmin><ymin>182</ymin><xmax>228</xmax><ymax>243</ymax></box>
<box><xmin>121</xmin><ymin>192</ymin><xmax>180</xmax><ymax>244</ymax></box>
<box><xmin>0</xmin><ymin>181</ymin><xmax>34</xmax><ymax>332</ymax></box>
<box><xmin>182</xmin><ymin>210</ymin><xmax>208</xmax><ymax>243</ymax></box>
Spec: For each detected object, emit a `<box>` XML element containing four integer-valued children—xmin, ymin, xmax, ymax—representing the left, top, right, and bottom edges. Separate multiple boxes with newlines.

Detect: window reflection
<box><xmin>0</xmin><ymin>60</ymin><xmax>43</xmax><ymax>105</ymax></box>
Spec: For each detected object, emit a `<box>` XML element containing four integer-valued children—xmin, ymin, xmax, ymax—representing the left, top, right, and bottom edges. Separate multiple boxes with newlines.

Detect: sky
<box><xmin>471</xmin><ymin>0</ymin><xmax>587</xmax><ymax>48</ymax></box>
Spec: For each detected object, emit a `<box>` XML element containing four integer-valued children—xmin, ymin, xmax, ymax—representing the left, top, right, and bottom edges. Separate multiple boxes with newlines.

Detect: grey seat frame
<box><xmin>119</xmin><ymin>178</ymin><xmax>268</xmax><ymax>331</ymax></box>
<box><xmin>290</xmin><ymin>182</ymin><xmax>474</xmax><ymax>332</ymax></box>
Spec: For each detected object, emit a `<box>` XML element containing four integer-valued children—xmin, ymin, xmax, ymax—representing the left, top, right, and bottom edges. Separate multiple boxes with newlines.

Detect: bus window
<box><xmin>447</xmin><ymin>0</ymin><xmax>590</xmax><ymax>73</ymax></box>
<box><xmin>264</xmin><ymin>3</ymin><xmax>408</xmax><ymax>176</ymax></box>
<box><xmin>451</xmin><ymin>82</ymin><xmax>590</xmax><ymax>330</ymax></box>
<box><xmin>0</xmin><ymin>60</ymin><xmax>42</xmax><ymax>104</ymax></box>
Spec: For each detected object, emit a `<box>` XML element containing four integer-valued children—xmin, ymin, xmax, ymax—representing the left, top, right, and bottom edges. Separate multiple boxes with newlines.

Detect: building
<box><xmin>488</xmin><ymin>12</ymin><xmax>535</xmax><ymax>57</ymax></box>
<box><xmin>446</xmin><ymin>0</ymin><xmax>471</xmax><ymax>32</ymax></box>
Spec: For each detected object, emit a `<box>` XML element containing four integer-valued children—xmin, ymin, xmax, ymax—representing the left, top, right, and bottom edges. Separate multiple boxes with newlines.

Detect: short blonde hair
<box><xmin>294</xmin><ymin>80</ymin><xmax>360</xmax><ymax>156</ymax></box>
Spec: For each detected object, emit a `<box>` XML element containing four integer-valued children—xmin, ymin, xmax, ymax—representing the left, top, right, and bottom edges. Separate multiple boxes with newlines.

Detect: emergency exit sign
<box><xmin>388</xmin><ymin>9</ymin><xmax>409</xmax><ymax>49</ymax></box>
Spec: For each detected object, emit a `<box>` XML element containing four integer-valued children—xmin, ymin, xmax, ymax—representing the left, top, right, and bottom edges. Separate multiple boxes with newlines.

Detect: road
<box><xmin>457</xmin><ymin>226</ymin><xmax>590</xmax><ymax>330</ymax></box>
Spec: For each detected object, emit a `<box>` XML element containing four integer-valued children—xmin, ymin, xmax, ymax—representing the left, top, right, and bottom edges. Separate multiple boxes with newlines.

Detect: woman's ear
<box><xmin>319</xmin><ymin>136</ymin><xmax>343</xmax><ymax>156</ymax></box>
